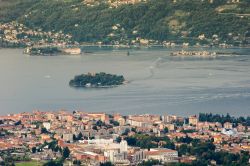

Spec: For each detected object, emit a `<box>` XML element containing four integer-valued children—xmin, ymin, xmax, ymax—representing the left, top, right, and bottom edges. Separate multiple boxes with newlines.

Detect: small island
<box><xmin>170</xmin><ymin>50</ymin><xmax>217</xmax><ymax>58</ymax></box>
<box><xmin>24</xmin><ymin>47</ymin><xmax>62</xmax><ymax>56</ymax></box>
<box><xmin>24</xmin><ymin>47</ymin><xmax>82</xmax><ymax>56</ymax></box>
<box><xmin>69</xmin><ymin>72</ymin><xmax>125</xmax><ymax>88</ymax></box>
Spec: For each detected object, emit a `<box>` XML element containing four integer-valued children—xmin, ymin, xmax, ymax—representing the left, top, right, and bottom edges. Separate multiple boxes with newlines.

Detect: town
<box><xmin>0</xmin><ymin>22</ymin><xmax>74</xmax><ymax>48</ymax></box>
<box><xmin>0</xmin><ymin>110</ymin><xmax>249</xmax><ymax>165</ymax></box>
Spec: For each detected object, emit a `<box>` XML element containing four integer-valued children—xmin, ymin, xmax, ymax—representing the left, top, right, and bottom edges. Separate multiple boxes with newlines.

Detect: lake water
<box><xmin>0</xmin><ymin>47</ymin><xmax>250</xmax><ymax>116</ymax></box>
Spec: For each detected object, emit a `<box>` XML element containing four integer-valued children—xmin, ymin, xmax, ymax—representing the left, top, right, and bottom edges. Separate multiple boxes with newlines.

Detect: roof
<box><xmin>84</xmin><ymin>151</ymin><xmax>98</xmax><ymax>156</ymax></box>
<box><xmin>145</xmin><ymin>148</ymin><xmax>177</xmax><ymax>156</ymax></box>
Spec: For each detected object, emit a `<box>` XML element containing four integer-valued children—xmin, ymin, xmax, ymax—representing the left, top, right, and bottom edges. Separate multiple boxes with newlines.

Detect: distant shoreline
<box><xmin>2</xmin><ymin>44</ymin><xmax>250</xmax><ymax>50</ymax></box>
<box><xmin>76</xmin><ymin>44</ymin><xmax>250</xmax><ymax>49</ymax></box>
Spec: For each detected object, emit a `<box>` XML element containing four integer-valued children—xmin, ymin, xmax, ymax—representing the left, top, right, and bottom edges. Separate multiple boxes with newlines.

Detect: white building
<box><xmin>145</xmin><ymin>148</ymin><xmax>178</xmax><ymax>163</ymax></box>
<box><xmin>103</xmin><ymin>140</ymin><xmax>129</xmax><ymax>163</ymax></box>
<box><xmin>224</xmin><ymin>122</ymin><xmax>233</xmax><ymax>129</ymax></box>
<box><xmin>130</xmin><ymin>150</ymin><xmax>146</xmax><ymax>164</ymax></box>
<box><xmin>84</xmin><ymin>138</ymin><xmax>113</xmax><ymax>145</ymax></box>
<box><xmin>221</xmin><ymin>128</ymin><xmax>238</xmax><ymax>136</ymax></box>
<box><xmin>63</xmin><ymin>133</ymin><xmax>73</xmax><ymax>143</ymax></box>
<box><xmin>127</xmin><ymin>119</ymin><xmax>153</xmax><ymax>128</ymax></box>
<box><xmin>43</xmin><ymin>122</ymin><xmax>51</xmax><ymax>130</ymax></box>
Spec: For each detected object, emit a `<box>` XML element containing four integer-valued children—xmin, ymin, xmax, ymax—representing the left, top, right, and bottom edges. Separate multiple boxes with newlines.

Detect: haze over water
<box><xmin>0</xmin><ymin>47</ymin><xmax>250</xmax><ymax>116</ymax></box>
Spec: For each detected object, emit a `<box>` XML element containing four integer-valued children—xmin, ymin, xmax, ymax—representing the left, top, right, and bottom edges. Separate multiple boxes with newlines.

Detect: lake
<box><xmin>0</xmin><ymin>47</ymin><xmax>250</xmax><ymax>116</ymax></box>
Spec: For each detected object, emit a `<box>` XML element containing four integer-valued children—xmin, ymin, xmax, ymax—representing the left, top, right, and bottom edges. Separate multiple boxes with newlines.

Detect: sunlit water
<box><xmin>0</xmin><ymin>47</ymin><xmax>249</xmax><ymax>116</ymax></box>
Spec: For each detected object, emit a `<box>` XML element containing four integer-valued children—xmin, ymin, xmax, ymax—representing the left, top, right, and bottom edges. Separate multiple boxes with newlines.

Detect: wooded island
<box><xmin>69</xmin><ymin>72</ymin><xmax>125</xmax><ymax>88</ymax></box>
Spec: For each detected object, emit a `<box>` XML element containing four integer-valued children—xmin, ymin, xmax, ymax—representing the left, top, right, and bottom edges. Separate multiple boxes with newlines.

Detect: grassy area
<box><xmin>16</xmin><ymin>161</ymin><xmax>44</xmax><ymax>166</ymax></box>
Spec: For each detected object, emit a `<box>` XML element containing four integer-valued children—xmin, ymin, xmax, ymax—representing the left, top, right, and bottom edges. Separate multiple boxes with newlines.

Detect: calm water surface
<box><xmin>0</xmin><ymin>47</ymin><xmax>250</xmax><ymax>116</ymax></box>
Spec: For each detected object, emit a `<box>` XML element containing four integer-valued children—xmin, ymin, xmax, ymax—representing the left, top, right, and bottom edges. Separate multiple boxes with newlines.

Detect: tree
<box><xmin>96</xmin><ymin>120</ymin><xmax>104</xmax><ymax>127</ymax></box>
<box><xmin>73</xmin><ymin>134</ymin><xmax>77</xmax><ymax>141</ymax></box>
<box><xmin>116</xmin><ymin>136</ymin><xmax>122</xmax><ymax>143</ymax></box>
<box><xmin>163</xmin><ymin>127</ymin><xmax>168</xmax><ymax>134</ymax></box>
<box><xmin>48</xmin><ymin>140</ymin><xmax>58</xmax><ymax>151</ymax></box>
<box><xmin>15</xmin><ymin>120</ymin><xmax>21</xmax><ymax>126</ymax></box>
<box><xmin>110</xmin><ymin>120</ymin><xmax>119</xmax><ymax>126</ymax></box>
<box><xmin>92</xmin><ymin>126</ymin><xmax>98</xmax><ymax>130</ymax></box>
<box><xmin>100</xmin><ymin>161</ymin><xmax>114</xmax><ymax>166</ymax></box>
<box><xmin>131</xmin><ymin>127</ymin><xmax>136</xmax><ymax>132</ymax></box>
<box><xmin>73</xmin><ymin>160</ymin><xmax>81</xmax><ymax>165</ymax></box>
<box><xmin>32</xmin><ymin>147</ymin><xmax>36</xmax><ymax>153</ymax></box>
<box><xmin>54</xmin><ymin>146</ymin><xmax>60</xmax><ymax>152</ymax></box>
<box><xmin>41</xmin><ymin>127</ymin><xmax>48</xmax><ymax>134</ymax></box>
<box><xmin>62</xmin><ymin>147</ymin><xmax>70</xmax><ymax>159</ymax></box>
<box><xmin>164</xmin><ymin>141</ymin><xmax>175</xmax><ymax>150</ymax></box>
<box><xmin>77</xmin><ymin>132</ymin><xmax>83</xmax><ymax>140</ymax></box>
<box><xmin>178</xmin><ymin>144</ymin><xmax>189</xmax><ymax>156</ymax></box>
<box><xmin>122</xmin><ymin>128</ymin><xmax>130</xmax><ymax>136</ymax></box>
<box><xmin>125</xmin><ymin>137</ymin><xmax>137</xmax><ymax>146</ymax></box>
<box><xmin>44</xmin><ymin>158</ymin><xmax>63</xmax><ymax>166</ymax></box>
<box><xmin>138</xmin><ymin>160</ymin><xmax>161</xmax><ymax>166</ymax></box>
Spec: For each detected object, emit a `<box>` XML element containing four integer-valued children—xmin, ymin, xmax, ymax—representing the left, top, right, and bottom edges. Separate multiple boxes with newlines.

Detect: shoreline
<box><xmin>0</xmin><ymin>110</ymin><xmax>249</xmax><ymax>118</ymax></box>
<box><xmin>2</xmin><ymin>44</ymin><xmax>250</xmax><ymax>50</ymax></box>
<box><xmin>70</xmin><ymin>80</ymin><xmax>129</xmax><ymax>89</ymax></box>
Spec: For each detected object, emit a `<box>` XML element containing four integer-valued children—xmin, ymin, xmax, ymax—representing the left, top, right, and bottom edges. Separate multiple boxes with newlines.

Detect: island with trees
<box><xmin>24</xmin><ymin>46</ymin><xmax>62</xmax><ymax>56</ymax></box>
<box><xmin>69</xmin><ymin>72</ymin><xmax>125</xmax><ymax>88</ymax></box>
<box><xmin>24</xmin><ymin>47</ymin><xmax>82</xmax><ymax>56</ymax></box>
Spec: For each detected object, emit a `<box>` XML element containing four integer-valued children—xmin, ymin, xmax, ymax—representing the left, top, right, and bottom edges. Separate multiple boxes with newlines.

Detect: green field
<box><xmin>15</xmin><ymin>161</ymin><xmax>44</xmax><ymax>166</ymax></box>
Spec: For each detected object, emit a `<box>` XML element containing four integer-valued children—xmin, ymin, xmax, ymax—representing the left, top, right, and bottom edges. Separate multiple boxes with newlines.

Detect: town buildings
<box><xmin>0</xmin><ymin>110</ymin><xmax>249</xmax><ymax>165</ymax></box>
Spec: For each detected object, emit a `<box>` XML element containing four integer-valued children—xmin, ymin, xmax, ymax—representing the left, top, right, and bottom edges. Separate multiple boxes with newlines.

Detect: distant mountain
<box><xmin>0</xmin><ymin>0</ymin><xmax>250</xmax><ymax>45</ymax></box>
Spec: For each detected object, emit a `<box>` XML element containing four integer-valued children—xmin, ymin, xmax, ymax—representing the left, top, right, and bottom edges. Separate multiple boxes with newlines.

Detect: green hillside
<box><xmin>0</xmin><ymin>0</ymin><xmax>250</xmax><ymax>45</ymax></box>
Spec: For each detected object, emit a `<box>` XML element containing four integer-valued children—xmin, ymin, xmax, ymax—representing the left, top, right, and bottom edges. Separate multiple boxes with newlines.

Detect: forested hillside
<box><xmin>0</xmin><ymin>0</ymin><xmax>250</xmax><ymax>45</ymax></box>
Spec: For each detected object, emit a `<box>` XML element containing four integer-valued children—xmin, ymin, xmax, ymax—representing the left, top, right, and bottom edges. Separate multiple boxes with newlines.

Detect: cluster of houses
<box><xmin>83</xmin><ymin>0</ymin><xmax>241</xmax><ymax>8</ymax></box>
<box><xmin>0</xmin><ymin>21</ymin><xmax>73</xmax><ymax>47</ymax></box>
<box><xmin>83</xmin><ymin>0</ymin><xmax>146</xmax><ymax>8</ymax></box>
<box><xmin>0</xmin><ymin>110</ymin><xmax>249</xmax><ymax>165</ymax></box>
<box><xmin>0</xmin><ymin>20</ymin><xmax>249</xmax><ymax>49</ymax></box>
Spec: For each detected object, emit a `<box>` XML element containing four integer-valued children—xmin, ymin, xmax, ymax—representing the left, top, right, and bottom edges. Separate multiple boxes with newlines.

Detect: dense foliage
<box><xmin>100</xmin><ymin>161</ymin><xmax>115</xmax><ymax>166</ymax></box>
<box><xmin>62</xmin><ymin>147</ymin><xmax>70</xmax><ymax>159</ymax></box>
<box><xmin>125</xmin><ymin>134</ymin><xmax>175</xmax><ymax>149</ymax></box>
<box><xmin>175</xmin><ymin>138</ymin><xmax>250</xmax><ymax>166</ymax></box>
<box><xmin>69</xmin><ymin>72</ymin><xmax>125</xmax><ymax>87</ymax></box>
<box><xmin>0</xmin><ymin>147</ymin><xmax>31</xmax><ymax>166</ymax></box>
<box><xmin>138</xmin><ymin>159</ymin><xmax>161</xmax><ymax>166</ymax></box>
<box><xmin>124</xmin><ymin>132</ymin><xmax>250</xmax><ymax>166</ymax></box>
<box><xmin>43</xmin><ymin>158</ymin><xmax>64</xmax><ymax>166</ymax></box>
<box><xmin>28</xmin><ymin>47</ymin><xmax>61</xmax><ymax>55</ymax></box>
<box><xmin>199</xmin><ymin>113</ymin><xmax>250</xmax><ymax>126</ymax></box>
<box><xmin>0</xmin><ymin>0</ymin><xmax>250</xmax><ymax>44</ymax></box>
<box><xmin>0</xmin><ymin>0</ymin><xmax>39</xmax><ymax>23</ymax></box>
